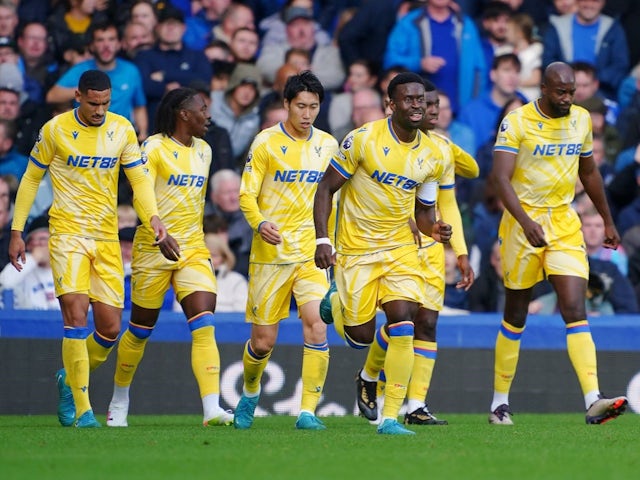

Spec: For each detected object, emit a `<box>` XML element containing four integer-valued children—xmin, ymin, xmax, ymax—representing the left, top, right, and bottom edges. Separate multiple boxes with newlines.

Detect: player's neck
<box><xmin>282</xmin><ymin>121</ymin><xmax>310</xmax><ymax>140</ymax></box>
<box><xmin>537</xmin><ymin>98</ymin><xmax>564</xmax><ymax>119</ymax></box>
<box><xmin>170</xmin><ymin>134</ymin><xmax>193</xmax><ymax>148</ymax></box>
<box><xmin>390</xmin><ymin>117</ymin><xmax>418</xmax><ymax>144</ymax></box>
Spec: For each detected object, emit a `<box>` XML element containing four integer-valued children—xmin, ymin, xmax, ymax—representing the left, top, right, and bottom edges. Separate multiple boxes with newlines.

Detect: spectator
<box><xmin>337</xmin><ymin>0</ymin><xmax>402</xmax><ymax>71</ymax></box>
<box><xmin>128</xmin><ymin>0</ymin><xmax>158</xmax><ymax>35</ymax></box>
<box><xmin>134</xmin><ymin>6</ymin><xmax>211</xmax><ymax>132</ymax></box>
<box><xmin>479</xmin><ymin>1</ymin><xmax>514</xmax><ymax>90</ymax></box>
<box><xmin>212</xmin><ymin>2</ymin><xmax>255</xmax><ymax>45</ymax></box>
<box><xmin>120</xmin><ymin>20</ymin><xmax>154</xmax><ymax>60</ymax></box>
<box><xmin>205</xmin><ymin>168</ymin><xmax>252</xmax><ymax>278</ymax></box>
<box><xmin>384</xmin><ymin>0</ymin><xmax>486</xmax><ymax>114</ymax></box>
<box><xmin>503</xmin><ymin>13</ymin><xmax>542</xmax><ymax>101</ymax></box>
<box><xmin>284</xmin><ymin>47</ymin><xmax>311</xmax><ymax>72</ymax></box>
<box><xmin>573</xmin><ymin>61</ymin><xmax>619</xmax><ymax>124</ymax></box>
<box><xmin>202</xmin><ymin>232</ymin><xmax>248</xmax><ymax>312</ymax></box>
<box><xmin>47</xmin><ymin>21</ymin><xmax>149</xmax><ymax>141</ymax></box>
<box><xmin>591</xmin><ymin>134</ymin><xmax>615</xmax><ymax>186</ymax></box>
<box><xmin>468</xmin><ymin>239</ymin><xmax>505</xmax><ymax>312</ymax></box>
<box><xmin>259</xmin><ymin>0</ymin><xmax>331</xmax><ymax>48</ymax></box>
<box><xmin>183</xmin><ymin>0</ymin><xmax>230</xmax><ymax>51</ymax></box>
<box><xmin>581</xmin><ymin>207</ymin><xmax>628</xmax><ymax>276</ymax></box>
<box><xmin>330</xmin><ymin>87</ymin><xmax>383</xmax><ymax>142</ymax></box>
<box><xmin>0</xmin><ymin>0</ymin><xmax>18</xmax><ymax>39</ymax></box>
<box><xmin>542</xmin><ymin>0</ymin><xmax>629</xmax><ymax>100</ymax></box>
<box><xmin>259</xmin><ymin>99</ymin><xmax>288</xmax><ymax>130</ymax></box>
<box><xmin>328</xmin><ymin>60</ymin><xmax>380</xmax><ymax>140</ymax></box>
<box><xmin>46</xmin><ymin>0</ymin><xmax>110</xmax><ymax>64</ymax></box>
<box><xmin>550</xmin><ymin>0</ymin><xmax>578</xmax><ymax>16</ymax></box>
<box><xmin>16</xmin><ymin>22</ymin><xmax>59</xmax><ymax>104</ymax></box>
<box><xmin>16</xmin><ymin>0</ymin><xmax>53</xmax><ymax>25</ymax></box>
<box><xmin>434</xmin><ymin>90</ymin><xmax>477</xmax><ymax>158</ymax></box>
<box><xmin>0</xmin><ymin>62</ymin><xmax>50</xmax><ymax>156</ymax></box>
<box><xmin>0</xmin><ymin>118</ymin><xmax>27</xmax><ymax>181</ymax></box>
<box><xmin>188</xmin><ymin>79</ymin><xmax>235</xmax><ymax>177</ymax></box>
<box><xmin>229</xmin><ymin>27</ymin><xmax>259</xmax><ymax>64</ymax></box>
<box><xmin>210</xmin><ymin>62</ymin><xmax>262</xmax><ymax>165</ymax></box>
<box><xmin>459</xmin><ymin>53</ymin><xmax>522</xmax><ymax>152</ymax></box>
<box><xmin>0</xmin><ymin>34</ymin><xmax>18</xmax><ymax>64</ymax></box>
<box><xmin>575</xmin><ymin>95</ymin><xmax>621</xmax><ymax>164</ymax></box>
<box><xmin>0</xmin><ymin>215</ymin><xmax>58</xmax><ymax>310</ymax></box>
<box><xmin>471</xmin><ymin>175</ymin><xmax>504</xmax><ymax>273</ymax></box>
<box><xmin>57</xmin><ymin>34</ymin><xmax>92</xmax><ymax>74</ymax></box>
<box><xmin>204</xmin><ymin>38</ymin><xmax>233</xmax><ymax>63</ymax></box>
<box><xmin>257</xmin><ymin>5</ymin><xmax>345</xmax><ymax>91</ymax></box>
<box><xmin>473</xmin><ymin>95</ymin><xmax>526</xmax><ymax>186</ymax></box>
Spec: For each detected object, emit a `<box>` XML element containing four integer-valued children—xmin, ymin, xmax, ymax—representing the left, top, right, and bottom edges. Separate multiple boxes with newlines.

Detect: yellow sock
<box><xmin>243</xmin><ymin>340</ymin><xmax>271</xmax><ymax>395</ymax></box>
<box><xmin>494</xmin><ymin>320</ymin><xmax>524</xmax><ymax>395</ymax></box>
<box><xmin>363</xmin><ymin>325</ymin><xmax>389</xmax><ymax>379</ymax></box>
<box><xmin>407</xmin><ymin>340</ymin><xmax>437</xmax><ymax>405</ymax></box>
<box><xmin>189</xmin><ymin>312</ymin><xmax>220</xmax><ymax>398</ymax></box>
<box><xmin>381</xmin><ymin>321</ymin><xmax>414</xmax><ymax>420</ymax></box>
<box><xmin>377</xmin><ymin>369</ymin><xmax>386</xmax><ymax>398</ymax></box>
<box><xmin>86</xmin><ymin>330</ymin><xmax>117</xmax><ymax>372</ymax></box>
<box><xmin>566</xmin><ymin>320</ymin><xmax>599</xmax><ymax>394</ymax></box>
<box><xmin>62</xmin><ymin>328</ymin><xmax>91</xmax><ymax>417</ymax></box>
<box><xmin>114</xmin><ymin>324</ymin><xmax>152</xmax><ymax>387</ymax></box>
<box><xmin>300</xmin><ymin>342</ymin><xmax>329</xmax><ymax>413</ymax></box>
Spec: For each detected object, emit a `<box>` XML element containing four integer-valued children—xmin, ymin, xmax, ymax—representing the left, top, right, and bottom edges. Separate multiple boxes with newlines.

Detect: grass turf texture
<box><xmin>1</xmin><ymin>414</ymin><xmax>638</xmax><ymax>479</ymax></box>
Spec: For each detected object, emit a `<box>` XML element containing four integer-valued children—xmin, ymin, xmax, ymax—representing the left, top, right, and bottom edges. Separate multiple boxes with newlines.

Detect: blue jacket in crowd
<box><xmin>383</xmin><ymin>8</ymin><xmax>486</xmax><ymax>111</ymax></box>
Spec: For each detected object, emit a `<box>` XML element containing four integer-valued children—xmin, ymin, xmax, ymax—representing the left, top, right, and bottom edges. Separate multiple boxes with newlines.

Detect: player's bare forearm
<box><xmin>8</xmin><ymin>230</ymin><xmax>26</xmax><ymax>271</ymax></box>
<box><xmin>456</xmin><ymin>254</ymin><xmax>475</xmax><ymax>290</ymax></box>
<box><xmin>314</xmin><ymin>168</ymin><xmax>343</xmax><ymax>269</ymax></box>
<box><xmin>415</xmin><ymin>203</ymin><xmax>435</xmax><ymax>236</ymax></box>
<box><xmin>580</xmin><ymin>161</ymin><xmax>614</xmax><ymax>225</ymax></box>
<box><xmin>313</xmin><ymin>185</ymin><xmax>334</xmax><ymax>269</ymax></box>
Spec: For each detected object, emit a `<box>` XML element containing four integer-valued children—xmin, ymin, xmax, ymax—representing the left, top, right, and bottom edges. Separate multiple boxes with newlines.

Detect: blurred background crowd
<box><xmin>1</xmin><ymin>0</ymin><xmax>640</xmax><ymax>315</ymax></box>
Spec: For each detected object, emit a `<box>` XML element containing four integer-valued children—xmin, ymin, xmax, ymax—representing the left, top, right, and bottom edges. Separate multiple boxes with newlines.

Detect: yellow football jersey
<box><xmin>417</xmin><ymin>131</ymin><xmax>468</xmax><ymax>257</ymax></box>
<box><xmin>333</xmin><ymin>117</ymin><xmax>443</xmax><ymax>255</ymax></box>
<box><xmin>18</xmin><ymin>109</ymin><xmax>146</xmax><ymax>240</ymax></box>
<box><xmin>240</xmin><ymin>123</ymin><xmax>339</xmax><ymax>264</ymax></box>
<box><xmin>494</xmin><ymin>101</ymin><xmax>593</xmax><ymax>208</ymax></box>
<box><xmin>134</xmin><ymin>134</ymin><xmax>211</xmax><ymax>250</ymax></box>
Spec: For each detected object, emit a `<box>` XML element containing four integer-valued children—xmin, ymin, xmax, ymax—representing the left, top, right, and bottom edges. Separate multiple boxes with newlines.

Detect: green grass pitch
<box><xmin>1</xmin><ymin>413</ymin><xmax>638</xmax><ymax>479</ymax></box>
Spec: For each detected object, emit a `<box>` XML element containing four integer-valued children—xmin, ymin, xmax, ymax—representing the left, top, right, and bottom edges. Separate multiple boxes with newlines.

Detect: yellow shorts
<box><xmin>131</xmin><ymin>246</ymin><xmax>216</xmax><ymax>309</ymax></box>
<box><xmin>499</xmin><ymin>205</ymin><xmax>588</xmax><ymax>290</ymax></box>
<box><xmin>246</xmin><ymin>260</ymin><xmax>328</xmax><ymax>325</ymax></box>
<box><xmin>418</xmin><ymin>241</ymin><xmax>444</xmax><ymax>311</ymax></box>
<box><xmin>335</xmin><ymin>244</ymin><xmax>425</xmax><ymax>327</ymax></box>
<box><xmin>49</xmin><ymin>234</ymin><xmax>124</xmax><ymax>307</ymax></box>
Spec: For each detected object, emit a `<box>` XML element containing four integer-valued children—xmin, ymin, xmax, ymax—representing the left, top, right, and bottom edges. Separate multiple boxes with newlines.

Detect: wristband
<box><xmin>257</xmin><ymin>221</ymin><xmax>267</xmax><ymax>233</ymax></box>
<box><xmin>315</xmin><ymin>237</ymin><xmax>332</xmax><ymax>246</ymax></box>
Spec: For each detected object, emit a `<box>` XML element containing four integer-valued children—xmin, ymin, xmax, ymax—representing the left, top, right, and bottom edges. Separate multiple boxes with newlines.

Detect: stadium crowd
<box><xmin>1</xmin><ymin>0</ymin><xmax>640</xmax><ymax>315</ymax></box>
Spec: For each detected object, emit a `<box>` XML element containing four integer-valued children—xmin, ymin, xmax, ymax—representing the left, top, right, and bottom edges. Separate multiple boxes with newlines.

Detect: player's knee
<box><xmin>307</xmin><ymin>319</ymin><xmax>327</xmax><ymax>342</ymax></box>
<box><xmin>414</xmin><ymin>310</ymin><xmax>437</xmax><ymax>340</ymax></box>
<box><xmin>250</xmin><ymin>338</ymin><xmax>275</xmax><ymax>357</ymax></box>
<box><xmin>96</xmin><ymin>323</ymin><xmax>120</xmax><ymax>340</ymax></box>
<box><xmin>558</xmin><ymin>303</ymin><xmax>587</xmax><ymax>324</ymax></box>
<box><xmin>344</xmin><ymin>325</ymin><xmax>374</xmax><ymax>345</ymax></box>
